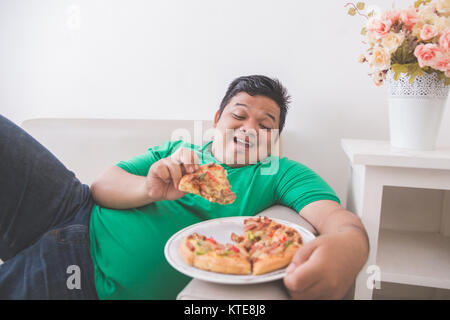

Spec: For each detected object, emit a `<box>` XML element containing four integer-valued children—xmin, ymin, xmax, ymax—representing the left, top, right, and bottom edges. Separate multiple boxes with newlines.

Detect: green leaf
<box><xmin>409</xmin><ymin>73</ymin><xmax>417</xmax><ymax>84</ymax></box>
<box><xmin>445</xmin><ymin>77</ymin><xmax>450</xmax><ymax>86</ymax></box>
<box><xmin>414</xmin><ymin>0</ymin><xmax>423</xmax><ymax>8</ymax></box>
<box><xmin>348</xmin><ymin>7</ymin><xmax>356</xmax><ymax>16</ymax></box>
<box><xmin>407</xmin><ymin>63</ymin><xmax>420</xmax><ymax>83</ymax></box>
<box><xmin>361</xmin><ymin>27</ymin><xmax>367</xmax><ymax>36</ymax></box>
<box><xmin>391</xmin><ymin>63</ymin><xmax>411</xmax><ymax>81</ymax></box>
<box><xmin>391</xmin><ymin>41</ymin><xmax>418</xmax><ymax>65</ymax></box>
<box><xmin>356</xmin><ymin>2</ymin><xmax>365</xmax><ymax>10</ymax></box>
<box><xmin>391</xmin><ymin>64</ymin><xmax>409</xmax><ymax>73</ymax></box>
<box><xmin>368</xmin><ymin>10</ymin><xmax>374</xmax><ymax>17</ymax></box>
<box><xmin>417</xmin><ymin>68</ymin><xmax>424</xmax><ymax>77</ymax></box>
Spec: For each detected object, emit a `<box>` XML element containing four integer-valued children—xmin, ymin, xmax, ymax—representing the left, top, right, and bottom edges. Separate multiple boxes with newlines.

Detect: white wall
<box><xmin>1</xmin><ymin>0</ymin><xmax>449</xmax><ymax>208</ymax></box>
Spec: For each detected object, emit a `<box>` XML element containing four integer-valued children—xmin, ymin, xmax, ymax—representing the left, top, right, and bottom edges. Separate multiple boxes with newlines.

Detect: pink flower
<box><xmin>420</xmin><ymin>24</ymin><xmax>438</xmax><ymax>41</ymax></box>
<box><xmin>367</xmin><ymin>18</ymin><xmax>393</xmax><ymax>38</ymax></box>
<box><xmin>434</xmin><ymin>53</ymin><xmax>450</xmax><ymax>72</ymax></box>
<box><xmin>381</xmin><ymin>9</ymin><xmax>401</xmax><ymax>25</ymax></box>
<box><xmin>439</xmin><ymin>29</ymin><xmax>450</xmax><ymax>51</ymax></box>
<box><xmin>400</xmin><ymin>7</ymin><xmax>419</xmax><ymax>29</ymax></box>
<box><xmin>414</xmin><ymin>43</ymin><xmax>441</xmax><ymax>68</ymax></box>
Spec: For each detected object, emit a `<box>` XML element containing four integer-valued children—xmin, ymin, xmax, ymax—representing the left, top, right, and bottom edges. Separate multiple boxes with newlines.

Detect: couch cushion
<box><xmin>21</xmin><ymin>118</ymin><xmax>214</xmax><ymax>185</ymax></box>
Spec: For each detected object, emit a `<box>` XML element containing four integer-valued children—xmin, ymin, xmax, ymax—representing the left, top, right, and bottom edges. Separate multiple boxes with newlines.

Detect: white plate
<box><xmin>164</xmin><ymin>216</ymin><xmax>316</xmax><ymax>285</ymax></box>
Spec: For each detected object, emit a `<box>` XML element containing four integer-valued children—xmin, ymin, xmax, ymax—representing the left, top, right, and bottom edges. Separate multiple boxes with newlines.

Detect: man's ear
<box><xmin>213</xmin><ymin>109</ymin><xmax>221</xmax><ymax>128</ymax></box>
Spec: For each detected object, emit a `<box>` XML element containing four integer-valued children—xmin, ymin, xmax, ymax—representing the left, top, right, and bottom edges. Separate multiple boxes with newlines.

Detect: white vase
<box><xmin>386</xmin><ymin>70</ymin><xmax>449</xmax><ymax>151</ymax></box>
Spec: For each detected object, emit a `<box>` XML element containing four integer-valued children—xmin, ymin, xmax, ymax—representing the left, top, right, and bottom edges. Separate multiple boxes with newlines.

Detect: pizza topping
<box><xmin>186</xmin><ymin>241</ymin><xmax>195</xmax><ymax>251</ymax></box>
<box><xmin>284</xmin><ymin>240</ymin><xmax>293</xmax><ymax>248</ymax></box>
<box><xmin>230</xmin><ymin>245</ymin><xmax>240</xmax><ymax>253</ymax></box>
<box><xmin>244</xmin><ymin>224</ymin><xmax>257</xmax><ymax>232</ymax></box>
<box><xmin>215</xmin><ymin>244</ymin><xmax>244</xmax><ymax>257</ymax></box>
<box><xmin>244</xmin><ymin>217</ymin><xmax>272</xmax><ymax>232</ymax></box>
<box><xmin>205</xmin><ymin>171</ymin><xmax>218</xmax><ymax>183</ymax></box>
<box><xmin>231</xmin><ymin>232</ymin><xmax>244</xmax><ymax>243</ymax></box>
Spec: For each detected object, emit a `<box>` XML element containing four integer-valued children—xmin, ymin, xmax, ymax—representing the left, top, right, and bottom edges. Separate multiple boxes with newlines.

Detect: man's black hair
<box><xmin>218</xmin><ymin>75</ymin><xmax>291</xmax><ymax>133</ymax></box>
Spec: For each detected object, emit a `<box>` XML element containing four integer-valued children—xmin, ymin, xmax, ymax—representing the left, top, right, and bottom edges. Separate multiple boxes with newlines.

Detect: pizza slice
<box><xmin>250</xmin><ymin>224</ymin><xmax>303</xmax><ymax>275</ymax></box>
<box><xmin>179</xmin><ymin>233</ymin><xmax>251</xmax><ymax>275</ymax></box>
<box><xmin>178</xmin><ymin>163</ymin><xmax>236</xmax><ymax>205</ymax></box>
<box><xmin>232</xmin><ymin>217</ymin><xmax>303</xmax><ymax>275</ymax></box>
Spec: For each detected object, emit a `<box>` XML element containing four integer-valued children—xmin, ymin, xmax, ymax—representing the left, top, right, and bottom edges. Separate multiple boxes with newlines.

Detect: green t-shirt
<box><xmin>88</xmin><ymin>140</ymin><xmax>340</xmax><ymax>299</ymax></box>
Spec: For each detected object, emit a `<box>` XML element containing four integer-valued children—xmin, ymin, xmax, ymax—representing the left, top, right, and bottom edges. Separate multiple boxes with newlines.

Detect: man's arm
<box><xmin>300</xmin><ymin>200</ymin><xmax>369</xmax><ymax>250</ymax></box>
<box><xmin>90</xmin><ymin>147</ymin><xmax>200</xmax><ymax>210</ymax></box>
<box><xmin>90</xmin><ymin>166</ymin><xmax>153</xmax><ymax>210</ymax></box>
<box><xmin>283</xmin><ymin>200</ymin><xmax>369</xmax><ymax>299</ymax></box>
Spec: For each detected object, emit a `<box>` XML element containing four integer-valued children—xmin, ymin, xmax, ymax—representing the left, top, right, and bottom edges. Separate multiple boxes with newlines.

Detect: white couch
<box><xmin>20</xmin><ymin>118</ymin><xmax>322</xmax><ymax>300</ymax></box>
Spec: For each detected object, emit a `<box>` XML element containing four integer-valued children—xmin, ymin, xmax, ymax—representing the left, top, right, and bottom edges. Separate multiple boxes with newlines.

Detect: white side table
<box><xmin>342</xmin><ymin>139</ymin><xmax>450</xmax><ymax>300</ymax></box>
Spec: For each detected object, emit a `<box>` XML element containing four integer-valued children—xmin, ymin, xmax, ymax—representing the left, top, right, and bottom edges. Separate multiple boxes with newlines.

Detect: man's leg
<box><xmin>0</xmin><ymin>114</ymin><xmax>92</xmax><ymax>261</ymax></box>
<box><xmin>0</xmin><ymin>221</ymin><xmax>98</xmax><ymax>299</ymax></box>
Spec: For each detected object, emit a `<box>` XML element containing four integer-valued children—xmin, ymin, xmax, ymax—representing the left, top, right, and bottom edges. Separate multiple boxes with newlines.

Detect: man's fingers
<box><xmin>165</xmin><ymin>161</ymin><xmax>183</xmax><ymax>189</ymax></box>
<box><xmin>286</xmin><ymin>241</ymin><xmax>317</xmax><ymax>273</ymax></box>
<box><xmin>153</xmin><ymin>162</ymin><xmax>171</xmax><ymax>183</ymax></box>
<box><xmin>171</xmin><ymin>148</ymin><xmax>200</xmax><ymax>173</ymax></box>
<box><xmin>179</xmin><ymin>148</ymin><xmax>200</xmax><ymax>173</ymax></box>
<box><xmin>283</xmin><ymin>250</ymin><xmax>322</xmax><ymax>293</ymax></box>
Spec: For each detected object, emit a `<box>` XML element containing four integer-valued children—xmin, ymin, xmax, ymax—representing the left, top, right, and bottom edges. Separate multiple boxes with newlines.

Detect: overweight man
<box><xmin>0</xmin><ymin>75</ymin><xmax>368</xmax><ymax>299</ymax></box>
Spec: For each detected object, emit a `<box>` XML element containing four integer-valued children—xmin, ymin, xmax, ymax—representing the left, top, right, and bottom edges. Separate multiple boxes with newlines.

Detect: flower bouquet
<box><xmin>347</xmin><ymin>0</ymin><xmax>450</xmax><ymax>86</ymax></box>
<box><xmin>347</xmin><ymin>0</ymin><xmax>450</xmax><ymax>150</ymax></box>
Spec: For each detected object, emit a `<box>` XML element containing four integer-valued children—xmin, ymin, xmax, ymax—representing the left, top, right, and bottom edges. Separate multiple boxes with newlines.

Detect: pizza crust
<box><xmin>252</xmin><ymin>244</ymin><xmax>300</xmax><ymax>275</ymax></box>
<box><xmin>194</xmin><ymin>253</ymin><xmax>251</xmax><ymax>275</ymax></box>
<box><xmin>179</xmin><ymin>237</ymin><xmax>195</xmax><ymax>266</ymax></box>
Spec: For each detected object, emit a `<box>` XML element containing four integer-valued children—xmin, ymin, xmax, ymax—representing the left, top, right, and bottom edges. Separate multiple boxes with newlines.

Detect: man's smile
<box><xmin>233</xmin><ymin>136</ymin><xmax>254</xmax><ymax>151</ymax></box>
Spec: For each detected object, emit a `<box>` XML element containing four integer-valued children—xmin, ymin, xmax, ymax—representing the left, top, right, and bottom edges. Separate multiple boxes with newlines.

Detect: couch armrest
<box><xmin>176</xmin><ymin>205</ymin><xmax>317</xmax><ymax>300</ymax></box>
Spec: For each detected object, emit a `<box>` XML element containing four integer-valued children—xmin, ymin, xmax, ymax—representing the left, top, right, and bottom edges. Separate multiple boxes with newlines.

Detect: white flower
<box><xmin>434</xmin><ymin>16</ymin><xmax>450</xmax><ymax>33</ymax></box>
<box><xmin>382</xmin><ymin>32</ymin><xmax>405</xmax><ymax>54</ymax></box>
<box><xmin>436</xmin><ymin>0</ymin><xmax>450</xmax><ymax>17</ymax></box>
<box><xmin>419</xmin><ymin>4</ymin><xmax>439</xmax><ymax>24</ymax></box>
<box><xmin>369</xmin><ymin>46</ymin><xmax>391</xmax><ymax>70</ymax></box>
<box><xmin>366</xmin><ymin>30</ymin><xmax>379</xmax><ymax>46</ymax></box>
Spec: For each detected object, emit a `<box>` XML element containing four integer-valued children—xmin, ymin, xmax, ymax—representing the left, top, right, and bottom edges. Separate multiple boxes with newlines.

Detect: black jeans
<box><xmin>0</xmin><ymin>114</ymin><xmax>98</xmax><ymax>299</ymax></box>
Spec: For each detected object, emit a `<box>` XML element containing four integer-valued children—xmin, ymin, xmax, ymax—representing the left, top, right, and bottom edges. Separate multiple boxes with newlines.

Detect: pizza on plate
<box><xmin>179</xmin><ymin>232</ymin><xmax>251</xmax><ymax>275</ymax></box>
<box><xmin>179</xmin><ymin>217</ymin><xmax>303</xmax><ymax>275</ymax></box>
<box><xmin>178</xmin><ymin>163</ymin><xmax>236</xmax><ymax>205</ymax></box>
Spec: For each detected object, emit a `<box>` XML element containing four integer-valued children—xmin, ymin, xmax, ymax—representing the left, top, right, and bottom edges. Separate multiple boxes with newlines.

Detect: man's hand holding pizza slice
<box><xmin>144</xmin><ymin>147</ymin><xmax>235</xmax><ymax>204</ymax></box>
<box><xmin>144</xmin><ymin>147</ymin><xmax>201</xmax><ymax>202</ymax></box>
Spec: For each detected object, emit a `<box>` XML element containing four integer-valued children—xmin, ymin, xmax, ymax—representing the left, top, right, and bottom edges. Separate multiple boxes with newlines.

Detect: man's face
<box><xmin>212</xmin><ymin>92</ymin><xmax>281</xmax><ymax>167</ymax></box>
